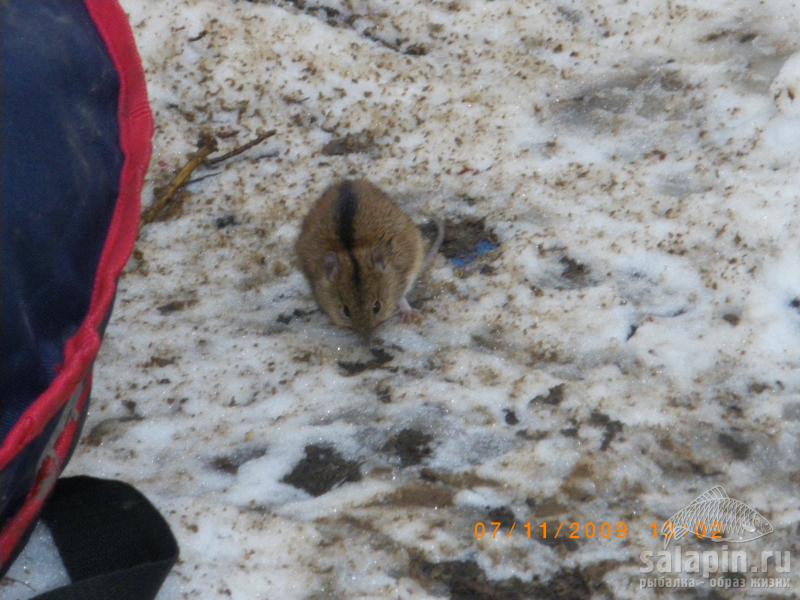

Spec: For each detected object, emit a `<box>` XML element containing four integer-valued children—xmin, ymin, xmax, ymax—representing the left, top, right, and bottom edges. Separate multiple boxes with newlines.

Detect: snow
<box><xmin>6</xmin><ymin>0</ymin><xmax>800</xmax><ymax>598</ymax></box>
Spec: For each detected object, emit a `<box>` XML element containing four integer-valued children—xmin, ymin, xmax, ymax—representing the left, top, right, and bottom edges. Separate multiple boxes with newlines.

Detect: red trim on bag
<box><xmin>0</xmin><ymin>490</ymin><xmax>46</xmax><ymax>568</ymax></box>
<box><xmin>0</xmin><ymin>380</ymin><xmax>91</xmax><ymax>566</ymax></box>
<box><xmin>0</xmin><ymin>0</ymin><xmax>151</xmax><ymax>471</ymax></box>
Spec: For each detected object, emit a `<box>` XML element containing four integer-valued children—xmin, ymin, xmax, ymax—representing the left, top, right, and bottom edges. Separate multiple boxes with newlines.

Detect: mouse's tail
<box><xmin>423</xmin><ymin>216</ymin><xmax>445</xmax><ymax>269</ymax></box>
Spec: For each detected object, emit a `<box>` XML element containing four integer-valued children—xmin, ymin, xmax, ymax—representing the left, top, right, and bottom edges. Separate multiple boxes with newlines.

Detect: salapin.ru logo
<box><xmin>661</xmin><ymin>485</ymin><xmax>773</xmax><ymax>548</ymax></box>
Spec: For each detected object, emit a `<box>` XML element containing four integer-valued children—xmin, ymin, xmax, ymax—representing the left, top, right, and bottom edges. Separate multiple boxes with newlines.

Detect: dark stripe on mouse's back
<box><xmin>335</xmin><ymin>181</ymin><xmax>362</xmax><ymax>289</ymax></box>
<box><xmin>336</xmin><ymin>181</ymin><xmax>357</xmax><ymax>250</ymax></box>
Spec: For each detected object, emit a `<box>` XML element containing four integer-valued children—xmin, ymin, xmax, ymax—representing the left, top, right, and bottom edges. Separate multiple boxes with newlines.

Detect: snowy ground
<box><xmin>7</xmin><ymin>0</ymin><xmax>800</xmax><ymax>598</ymax></box>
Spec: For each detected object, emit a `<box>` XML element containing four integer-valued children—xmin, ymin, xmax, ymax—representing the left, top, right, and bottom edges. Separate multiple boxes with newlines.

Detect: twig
<box><xmin>186</xmin><ymin>171</ymin><xmax>223</xmax><ymax>185</ymax></box>
<box><xmin>205</xmin><ymin>129</ymin><xmax>276</xmax><ymax>166</ymax></box>
<box><xmin>142</xmin><ymin>128</ymin><xmax>276</xmax><ymax>226</ymax></box>
<box><xmin>142</xmin><ymin>132</ymin><xmax>217</xmax><ymax>224</ymax></box>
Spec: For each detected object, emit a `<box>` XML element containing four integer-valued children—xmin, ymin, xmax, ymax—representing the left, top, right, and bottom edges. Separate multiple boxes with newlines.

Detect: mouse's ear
<box><xmin>371</xmin><ymin>238</ymin><xmax>394</xmax><ymax>270</ymax></box>
<box><xmin>371</xmin><ymin>247</ymin><xmax>387</xmax><ymax>271</ymax></box>
<box><xmin>324</xmin><ymin>252</ymin><xmax>340</xmax><ymax>280</ymax></box>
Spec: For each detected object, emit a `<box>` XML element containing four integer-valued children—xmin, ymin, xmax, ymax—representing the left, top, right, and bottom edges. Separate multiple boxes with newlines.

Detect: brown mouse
<box><xmin>296</xmin><ymin>179</ymin><xmax>443</xmax><ymax>339</ymax></box>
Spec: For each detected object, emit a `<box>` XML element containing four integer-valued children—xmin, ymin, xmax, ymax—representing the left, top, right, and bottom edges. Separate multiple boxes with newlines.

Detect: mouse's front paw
<box><xmin>400</xmin><ymin>309</ymin><xmax>422</xmax><ymax>324</ymax></box>
<box><xmin>398</xmin><ymin>296</ymin><xmax>422</xmax><ymax>324</ymax></box>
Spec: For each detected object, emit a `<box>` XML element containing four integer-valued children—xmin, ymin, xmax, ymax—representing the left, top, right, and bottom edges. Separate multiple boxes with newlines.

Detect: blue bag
<box><xmin>1</xmin><ymin>1</ymin><xmax>177</xmax><ymax>597</ymax></box>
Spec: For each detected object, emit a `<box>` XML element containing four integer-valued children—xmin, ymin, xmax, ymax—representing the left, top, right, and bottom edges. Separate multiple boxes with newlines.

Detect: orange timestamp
<box><xmin>474</xmin><ymin>520</ymin><xmax>630</xmax><ymax>541</ymax></box>
<box><xmin>473</xmin><ymin>521</ymin><xmax>694</xmax><ymax>542</ymax></box>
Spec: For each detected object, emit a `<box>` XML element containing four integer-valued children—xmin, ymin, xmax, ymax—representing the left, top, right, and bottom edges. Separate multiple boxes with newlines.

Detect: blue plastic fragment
<box><xmin>450</xmin><ymin>240</ymin><xmax>499</xmax><ymax>268</ymax></box>
<box><xmin>475</xmin><ymin>240</ymin><xmax>498</xmax><ymax>257</ymax></box>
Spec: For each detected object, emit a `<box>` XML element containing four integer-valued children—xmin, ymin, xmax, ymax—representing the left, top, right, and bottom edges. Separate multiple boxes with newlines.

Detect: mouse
<box><xmin>296</xmin><ymin>179</ymin><xmax>444</xmax><ymax>339</ymax></box>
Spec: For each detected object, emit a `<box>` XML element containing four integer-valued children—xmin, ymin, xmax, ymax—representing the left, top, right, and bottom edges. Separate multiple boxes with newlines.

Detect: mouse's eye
<box><xmin>373</xmin><ymin>301</ymin><xmax>381</xmax><ymax>315</ymax></box>
<box><xmin>342</xmin><ymin>305</ymin><xmax>351</xmax><ymax>319</ymax></box>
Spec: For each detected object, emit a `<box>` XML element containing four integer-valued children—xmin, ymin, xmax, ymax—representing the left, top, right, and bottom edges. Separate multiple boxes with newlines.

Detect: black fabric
<box><xmin>34</xmin><ymin>477</ymin><xmax>178</xmax><ymax>600</ymax></box>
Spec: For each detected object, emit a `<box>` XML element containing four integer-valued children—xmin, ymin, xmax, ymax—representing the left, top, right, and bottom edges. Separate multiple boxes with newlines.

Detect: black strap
<box><xmin>33</xmin><ymin>476</ymin><xmax>178</xmax><ymax>600</ymax></box>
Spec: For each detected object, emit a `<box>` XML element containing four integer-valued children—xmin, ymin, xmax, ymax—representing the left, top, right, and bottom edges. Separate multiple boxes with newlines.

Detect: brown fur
<box><xmin>296</xmin><ymin>179</ymin><xmax>425</xmax><ymax>337</ymax></box>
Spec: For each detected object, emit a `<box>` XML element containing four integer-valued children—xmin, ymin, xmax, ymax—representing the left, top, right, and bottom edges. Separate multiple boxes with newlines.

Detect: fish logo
<box><xmin>661</xmin><ymin>486</ymin><xmax>773</xmax><ymax>548</ymax></box>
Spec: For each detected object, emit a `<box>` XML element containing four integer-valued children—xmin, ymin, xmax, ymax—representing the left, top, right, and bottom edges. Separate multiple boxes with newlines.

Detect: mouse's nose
<box><xmin>351</xmin><ymin>311</ymin><xmax>374</xmax><ymax>342</ymax></box>
<box><xmin>355</xmin><ymin>325</ymin><xmax>373</xmax><ymax>344</ymax></box>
